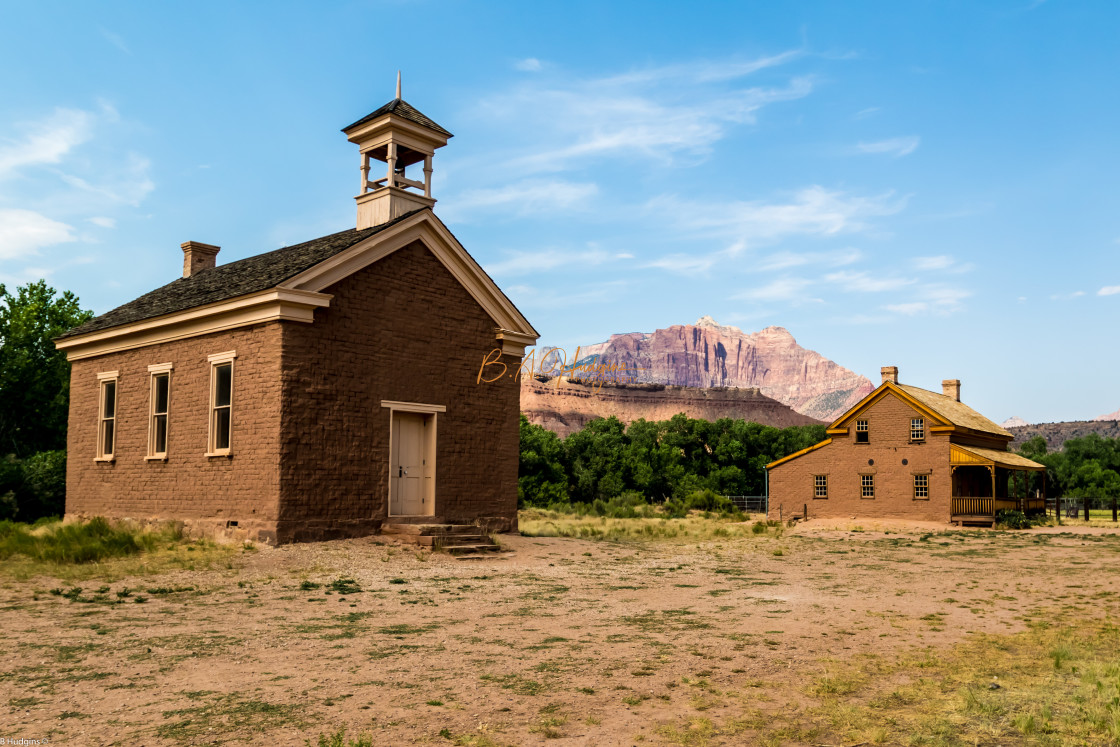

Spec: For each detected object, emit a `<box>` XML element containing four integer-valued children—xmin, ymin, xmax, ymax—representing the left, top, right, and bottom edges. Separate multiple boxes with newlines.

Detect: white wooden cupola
<box><xmin>342</xmin><ymin>73</ymin><xmax>453</xmax><ymax>229</ymax></box>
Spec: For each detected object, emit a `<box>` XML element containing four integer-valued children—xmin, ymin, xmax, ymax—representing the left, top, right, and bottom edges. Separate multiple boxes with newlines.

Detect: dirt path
<box><xmin>3</xmin><ymin>525</ymin><xmax>1119</xmax><ymax>745</ymax></box>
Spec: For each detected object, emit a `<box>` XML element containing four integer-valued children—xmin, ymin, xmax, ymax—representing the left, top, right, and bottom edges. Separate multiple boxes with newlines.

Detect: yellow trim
<box><xmin>766</xmin><ymin>438</ymin><xmax>832</xmax><ymax>470</ymax></box>
<box><xmin>828</xmin><ymin>382</ymin><xmax>949</xmax><ymax>430</ymax></box>
<box><xmin>825</xmin><ymin>427</ymin><xmax>848</xmax><ymax>435</ymax></box>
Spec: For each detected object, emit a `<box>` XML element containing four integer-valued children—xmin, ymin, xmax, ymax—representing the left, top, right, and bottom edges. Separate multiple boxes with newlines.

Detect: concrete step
<box><xmin>413</xmin><ymin>534</ymin><xmax>489</xmax><ymax>547</ymax></box>
<box><xmin>445</xmin><ymin>544</ymin><xmax>502</xmax><ymax>556</ymax></box>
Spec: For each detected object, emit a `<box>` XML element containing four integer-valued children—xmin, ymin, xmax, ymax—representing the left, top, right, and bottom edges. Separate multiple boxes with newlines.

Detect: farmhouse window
<box><xmin>860</xmin><ymin>473</ymin><xmax>875</xmax><ymax>499</ymax></box>
<box><xmin>96</xmin><ymin>371</ymin><xmax>118</xmax><ymax>460</ymax></box>
<box><xmin>147</xmin><ymin>363</ymin><xmax>172</xmax><ymax>458</ymax></box>
<box><xmin>814</xmin><ymin>474</ymin><xmax>828</xmax><ymax>499</ymax></box>
<box><xmin>207</xmin><ymin>351</ymin><xmax>236</xmax><ymax>455</ymax></box>
<box><xmin>855</xmin><ymin>419</ymin><xmax>869</xmax><ymax>443</ymax></box>
<box><xmin>911</xmin><ymin>418</ymin><xmax>925</xmax><ymax>442</ymax></box>
<box><xmin>913</xmin><ymin>473</ymin><xmax>929</xmax><ymax>500</ymax></box>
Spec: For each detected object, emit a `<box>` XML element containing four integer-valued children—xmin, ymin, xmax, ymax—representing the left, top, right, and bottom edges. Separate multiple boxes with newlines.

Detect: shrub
<box><xmin>994</xmin><ymin>509</ymin><xmax>1049</xmax><ymax>530</ymax></box>
<box><xmin>0</xmin><ymin>517</ymin><xmax>169</xmax><ymax>564</ymax></box>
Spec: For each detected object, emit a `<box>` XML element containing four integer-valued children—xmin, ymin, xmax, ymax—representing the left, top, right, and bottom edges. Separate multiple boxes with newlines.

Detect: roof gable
<box><xmin>830</xmin><ymin>381</ymin><xmax>1011</xmax><ymax>438</ymax></box>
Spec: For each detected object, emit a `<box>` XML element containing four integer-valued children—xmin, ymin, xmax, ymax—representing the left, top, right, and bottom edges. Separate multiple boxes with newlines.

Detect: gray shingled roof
<box><xmin>342</xmin><ymin>98</ymin><xmax>453</xmax><ymax>138</ymax></box>
<box><xmin>60</xmin><ymin>209</ymin><xmax>425</xmax><ymax>340</ymax></box>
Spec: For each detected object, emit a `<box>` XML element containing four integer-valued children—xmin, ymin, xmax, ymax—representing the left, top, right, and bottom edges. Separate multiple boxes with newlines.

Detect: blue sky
<box><xmin>1</xmin><ymin>1</ymin><xmax>1117</xmax><ymax>423</ymax></box>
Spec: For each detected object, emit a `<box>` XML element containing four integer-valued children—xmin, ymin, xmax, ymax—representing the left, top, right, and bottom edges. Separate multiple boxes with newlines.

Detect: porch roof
<box><xmin>950</xmin><ymin>443</ymin><xmax>1046</xmax><ymax>472</ymax></box>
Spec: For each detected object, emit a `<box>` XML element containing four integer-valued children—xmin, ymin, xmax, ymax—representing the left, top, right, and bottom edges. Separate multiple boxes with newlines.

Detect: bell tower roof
<box><xmin>341</xmin><ymin>98</ymin><xmax>452</xmax><ymax>138</ymax></box>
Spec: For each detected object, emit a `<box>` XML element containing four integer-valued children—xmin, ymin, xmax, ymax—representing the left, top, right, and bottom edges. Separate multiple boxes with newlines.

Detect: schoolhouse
<box><xmin>56</xmin><ymin>83</ymin><xmax>538</xmax><ymax>543</ymax></box>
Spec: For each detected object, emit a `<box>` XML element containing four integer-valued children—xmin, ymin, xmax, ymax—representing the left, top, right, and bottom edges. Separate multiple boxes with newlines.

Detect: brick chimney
<box><xmin>942</xmin><ymin>379</ymin><xmax>961</xmax><ymax>401</ymax></box>
<box><xmin>182</xmin><ymin>241</ymin><xmax>220</xmax><ymax>278</ymax></box>
<box><xmin>881</xmin><ymin>366</ymin><xmax>899</xmax><ymax>385</ymax></box>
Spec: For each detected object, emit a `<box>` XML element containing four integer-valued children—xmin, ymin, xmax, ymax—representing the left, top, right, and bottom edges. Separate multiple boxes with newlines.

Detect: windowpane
<box><xmin>214</xmin><ymin>408</ymin><xmax>231</xmax><ymax>450</ymax></box>
<box><xmin>911</xmin><ymin>418</ymin><xmax>924</xmax><ymax>441</ymax></box>
<box><xmin>153</xmin><ymin>414</ymin><xmax>168</xmax><ymax>454</ymax></box>
<box><xmin>102</xmin><ymin>419</ymin><xmax>115</xmax><ymax>455</ymax></box>
<box><xmin>814</xmin><ymin>475</ymin><xmax>828</xmax><ymax>498</ymax></box>
<box><xmin>103</xmin><ymin>381</ymin><xmax>116</xmax><ymax>417</ymax></box>
<box><xmin>914</xmin><ymin>474</ymin><xmax>929</xmax><ymax>499</ymax></box>
<box><xmin>154</xmin><ymin>374</ymin><xmax>169</xmax><ymax>413</ymax></box>
<box><xmin>215</xmin><ymin>364</ymin><xmax>232</xmax><ymax>407</ymax></box>
<box><xmin>861</xmin><ymin>474</ymin><xmax>875</xmax><ymax>498</ymax></box>
<box><xmin>855</xmin><ymin>419</ymin><xmax>868</xmax><ymax>443</ymax></box>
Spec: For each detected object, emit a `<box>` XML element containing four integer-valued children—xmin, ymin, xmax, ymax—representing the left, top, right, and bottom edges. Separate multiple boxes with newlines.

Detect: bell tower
<box><xmin>342</xmin><ymin>73</ymin><xmax>453</xmax><ymax>229</ymax></box>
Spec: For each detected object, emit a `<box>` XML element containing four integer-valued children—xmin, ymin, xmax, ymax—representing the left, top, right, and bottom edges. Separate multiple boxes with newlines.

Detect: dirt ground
<box><xmin>3</xmin><ymin>520</ymin><xmax>1120</xmax><ymax>746</ymax></box>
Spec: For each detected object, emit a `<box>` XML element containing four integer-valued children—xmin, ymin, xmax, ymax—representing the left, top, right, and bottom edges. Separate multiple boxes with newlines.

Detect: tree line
<box><xmin>518</xmin><ymin>413</ymin><xmax>827</xmax><ymax>508</ymax></box>
<box><xmin>1018</xmin><ymin>434</ymin><xmax>1120</xmax><ymax>506</ymax></box>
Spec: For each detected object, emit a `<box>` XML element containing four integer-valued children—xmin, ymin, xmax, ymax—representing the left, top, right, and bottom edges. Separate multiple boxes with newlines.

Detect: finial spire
<box><xmin>396</xmin><ymin>70</ymin><xmax>401</xmax><ymax>99</ymax></box>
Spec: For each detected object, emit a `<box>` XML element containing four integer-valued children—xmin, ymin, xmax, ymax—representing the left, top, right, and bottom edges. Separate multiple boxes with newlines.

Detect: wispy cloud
<box><xmin>443</xmin><ymin>179</ymin><xmax>597</xmax><ymax>220</ymax></box>
<box><xmin>472</xmin><ymin>49</ymin><xmax>810</xmax><ymax>174</ymax></box>
<box><xmin>824</xmin><ymin>270</ymin><xmax>915</xmax><ymax>293</ymax></box>
<box><xmin>886</xmin><ymin>286</ymin><xmax>970</xmax><ymax>315</ymax></box>
<box><xmin>87</xmin><ymin>216</ymin><xmax>116</xmax><ymax>229</ymax></box>
<box><xmin>757</xmin><ymin>248</ymin><xmax>863</xmax><ymax>271</ymax></box>
<box><xmin>1099</xmin><ymin>285</ymin><xmax>1120</xmax><ymax>296</ymax></box>
<box><xmin>650</xmin><ymin>186</ymin><xmax>905</xmax><ymax>242</ymax></box>
<box><xmin>913</xmin><ymin>254</ymin><xmax>973</xmax><ymax>273</ymax></box>
<box><xmin>856</xmin><ymin>136</ymin><xmax>920</xmax><ymax>157</ymax></box>
<box><xmin>60</xmin><ymin>153</ymin><xmax>154</xmax><ymax>206</ymax></box>
<box><xmin>0</xmin><ymin>108</ymin><xmax>94</xmax><ymax>177</ymax></box>
<box><xmin>854</xmin><ymin>107</ymin><xmax>880</xmax><ymax>120</ymax></box>
<box><xmin>1050</xmin><ymin>290</ymin><xmax>1086</xmax><ymax>300</ymax></box>
<box><xmin>733</xmin><ymin>276</ymin><xmax>818</xmax><ymax>303</ymax></box>
<box><xmin>0</xmin><ymin>208</ymin><xmax>76</xmax><ymax>259</ymax></box>
<box><xmin>99</xmin><ymin>27</ymin><xmax>131</xmax><ymax>55</ymax></box>
<box><xmin>486</xmin><ymin>244</ymin><xmax>631</xmax><ymax>276</ymax></box>
<box><xmin>514</xmin><ymin>57</ymin><xmax>542</xmax><ymax>72</ymax></box>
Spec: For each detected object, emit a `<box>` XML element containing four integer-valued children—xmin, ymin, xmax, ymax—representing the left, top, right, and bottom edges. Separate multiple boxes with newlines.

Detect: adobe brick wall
<box><xmin>768</xmin><ymin>391</ymin><xmax>952</xmax><ymax>523</ymax></box>
<box><xmin>276</xmin><ymin>240</ymin><xmax>520</xmax><ymax>542</ymax></box>
<box><xmin>65</xmin><ymin>323</ymin><xmax>284</xmax><ymax>542</ymax></box>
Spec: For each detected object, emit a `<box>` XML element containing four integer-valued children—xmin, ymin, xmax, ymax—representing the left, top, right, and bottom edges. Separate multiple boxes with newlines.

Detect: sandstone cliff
<box><xmin>521</xmin><ymin>377</ymin><xmax>824</xmax><ymax>438</ymax></box>
<box><xmin>564</xmin><ymin>316</ymin><xmax>873</xmax><ymax>422</ymax></box>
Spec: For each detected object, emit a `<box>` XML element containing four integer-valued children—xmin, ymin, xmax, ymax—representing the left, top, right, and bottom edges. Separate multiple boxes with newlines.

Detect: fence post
<box><xmin>1085</xmin><ymin>497</ymin><xmax>1091</xmax><ymax>521</ymax></box>
<box><xmin>1113</xmin><ymin>498</ymin><xmax>1117</xmax><ymax>523</ymax></box>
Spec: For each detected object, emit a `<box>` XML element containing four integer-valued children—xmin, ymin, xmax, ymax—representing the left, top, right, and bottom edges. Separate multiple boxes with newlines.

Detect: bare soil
<box><xmin>2</xmin><ymin>522</ymin><xmax>1119</xmax><ymax>746</ymax></box>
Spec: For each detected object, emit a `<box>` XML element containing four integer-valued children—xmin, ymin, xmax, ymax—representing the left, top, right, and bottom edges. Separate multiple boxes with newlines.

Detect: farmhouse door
<box><xmin>390</xmin><ymin>411</ymin><xmax>432</xmax><ymax>516</ymax></box>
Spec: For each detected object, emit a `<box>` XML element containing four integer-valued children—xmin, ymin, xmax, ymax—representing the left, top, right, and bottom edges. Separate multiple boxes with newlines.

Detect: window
<box><xmin>207</xmin><ymin>351</ymin><xmax>236</xmax><ymax>455</ymax></box>
<box><xmin>814</xmin><ymin>474</ymin><xmax>828</xmax><ymax>499</ymax></box>
<box><xmin>913</xmin><ymin>474</ymin><xmax>929</xmax><ymax>500</ymax></box>
<box><xmin>855</xmin><ymin>419</ymin><xmax>869</xmax><ymax>443</ymax></box>
<box><xmin>911</xmin><ymin>417</ymin><xmax>925</xmax><ymax>442</ymax></box>
<box><xmin>861</xmin><ymin>474</ymin><xmax>875</xmax><ymax>499</ymax></box>
<box><xmin>96</xmin><ymin>371</ymin><xmax>118</xmax><ymax>460</ymax></box>
<box><xmin>148</xmin><ymin>363</ymin><xmax>172</xmax><ymax>458</ymax></box>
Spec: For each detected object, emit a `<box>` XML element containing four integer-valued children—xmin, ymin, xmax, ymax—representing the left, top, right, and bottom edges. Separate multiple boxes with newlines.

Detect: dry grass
<box><xmin>519</xmin><ymin>509</ymin><xmax>777</xmax><ymax>542</ymax></box>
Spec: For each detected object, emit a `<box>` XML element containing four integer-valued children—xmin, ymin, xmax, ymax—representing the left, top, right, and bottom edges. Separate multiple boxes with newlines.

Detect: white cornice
<box><xmin>56</xmin><ymin>288</ymin><xmax>332</xmax><ymax>361</ymax></box>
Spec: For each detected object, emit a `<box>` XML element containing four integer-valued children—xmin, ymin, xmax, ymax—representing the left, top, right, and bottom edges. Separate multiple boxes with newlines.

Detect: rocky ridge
<box><xmin>566</xmin><ymin>317</ymin><xmax>874</xmax><ymax>422</ymax></box>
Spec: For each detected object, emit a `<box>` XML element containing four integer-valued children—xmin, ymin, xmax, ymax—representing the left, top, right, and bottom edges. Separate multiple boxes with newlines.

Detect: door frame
<box><xmin>382</xmin><ymin>400</ymin><xmax>445</xmax><ymax>517</ymax></box>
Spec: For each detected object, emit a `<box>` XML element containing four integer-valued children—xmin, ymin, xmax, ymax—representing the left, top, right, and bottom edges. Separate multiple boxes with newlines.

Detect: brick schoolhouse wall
<box><xmin>768</xmin><ymin>392</ymin><xmax>951</xmax><ymax>522</ymax></box>
<box><xmin>65</xmin><ymin>324</ymin><xmax>284</xmax><ymax>536</ymax></box>
<box><xmin>277</xmin><ymin>240</ymin><xmax>520</xmax><ymax>538</ymax></box>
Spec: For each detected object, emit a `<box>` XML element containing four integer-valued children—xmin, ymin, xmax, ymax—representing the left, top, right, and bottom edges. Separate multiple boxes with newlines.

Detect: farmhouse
<box><xmin>766</xmin><ymin>366</ymin><xmax>1046</xmax><ymax>525</ymax></box>
<box><xmin>55</xmin><ymin>84</ymin><xmax>538</xmax><ymax>544</ymax></box>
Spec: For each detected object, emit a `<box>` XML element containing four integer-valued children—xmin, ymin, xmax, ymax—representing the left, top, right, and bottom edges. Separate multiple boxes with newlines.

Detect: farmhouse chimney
<box><xmin>881</xmin><ymin>366</ymin><xmax>899</xmax><ymax>385</ymax></box>
<box><xmin>181</xmin><ymin>241</ymin><xmax>220</xmax><ymax>278</ymax></box>
<box><xmin>942</xmin><ymin>379</ymin><xmax>961</xmax><ymax>402</ymax></box>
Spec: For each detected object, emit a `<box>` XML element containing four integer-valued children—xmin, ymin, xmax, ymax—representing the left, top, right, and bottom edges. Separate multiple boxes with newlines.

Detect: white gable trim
<box><xmin>281</xmin><ymin>211</ymin><xmax>538</xmax><ymax>347</ymax></box>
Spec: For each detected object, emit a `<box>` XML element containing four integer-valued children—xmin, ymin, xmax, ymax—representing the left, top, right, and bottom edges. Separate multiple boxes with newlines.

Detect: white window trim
<box><xmin>813</xmin><ymin>474</ymin><xmax>828</xmax><ymax>499</ymax></box>
<box><xmin>860</xmin><ymin>473</ymin><xmax>875</xmax><ymax>499</ymax></box>
<box><xmin>95</xmin><ymin>371</ymin><xmax>119</xmax><ymax>462</ymax></box>
<box><xmin>380</xmin><ymin>400</ymin><xmax>446</xmax><ymax>414</ymax></box>
<box><xmin>146</xmin><ymin>363</ymin><xmax>173</xmax><ymax>460</ymax></box>
<box><xmin>206</xmin><ymin>351</ymin><xmax>236</xmax><ymax>457</ymax></box>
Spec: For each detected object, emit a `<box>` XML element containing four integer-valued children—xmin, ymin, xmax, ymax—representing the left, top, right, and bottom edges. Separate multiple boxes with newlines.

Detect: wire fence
<box><xmin>724</xmin><ymin>495</ymin><xmax>768</xmax><ymax>514</ymax></box>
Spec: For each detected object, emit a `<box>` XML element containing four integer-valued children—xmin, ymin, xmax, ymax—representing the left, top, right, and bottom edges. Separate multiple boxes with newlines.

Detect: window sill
<box><xmin>204</xmin><ymin>451</ymin><xmax>233</xmax><ymax>459</ymax></box>
<box><xmin>813</xmin><ymin>496</ymin><xmax>828</xmax><ymax>500</ymax></box>
<box><xmin>94</xmin><ymin>456</ymin><xmax>115</xmax><ymax>463</ymax></box>
<box><xmin>913</xmin><ymin>498</ymin><xmax>930</xmax><ymax>501</ymax></box>
<box><xmin>145</xmin><ymin>455</ymin><xmax>168</xmax><ymax>462</ymax></box>
<box><xmin>910</xmin><ymin>440</ymin><xmax>926</xmax><ymax>445</ymax></box>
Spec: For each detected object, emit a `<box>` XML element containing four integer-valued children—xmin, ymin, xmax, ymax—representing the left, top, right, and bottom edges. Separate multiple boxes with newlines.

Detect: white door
<box><xmin>390</xmin><ymin>412</ymin><xmax>428</xmax><ymax>515</ymax></box>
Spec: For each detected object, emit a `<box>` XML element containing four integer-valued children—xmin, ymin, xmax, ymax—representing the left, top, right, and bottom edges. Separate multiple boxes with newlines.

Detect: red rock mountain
<box><xmin>521</xmin><ymin>378</ymin><xmax>822</xmax><ymax>439</ymax></box>
<box><xmin>568</xmin><ymin>317</ymin><xmax>874</xmax><ymax>422</ymax></box>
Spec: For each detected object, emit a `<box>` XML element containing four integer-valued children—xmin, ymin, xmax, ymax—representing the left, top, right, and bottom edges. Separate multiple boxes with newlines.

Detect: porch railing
<box><xmin>952</xmin><ymin>497</ymin><xmax>992</xmax><ymax>516</ymax></box>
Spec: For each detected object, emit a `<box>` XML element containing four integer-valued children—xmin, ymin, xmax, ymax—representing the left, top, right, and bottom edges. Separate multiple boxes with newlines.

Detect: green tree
<box><xmin>0</xmin><ymin>281</ymin><xmax>92</xmax><ymax>455</ymax></box>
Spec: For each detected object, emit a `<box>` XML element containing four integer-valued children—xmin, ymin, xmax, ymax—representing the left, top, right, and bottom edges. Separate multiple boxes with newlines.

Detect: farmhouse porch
<box><xmin>950</xmin><ymin>443</ymin><xmax>1047</xmax><ymax>525</ymax></box>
